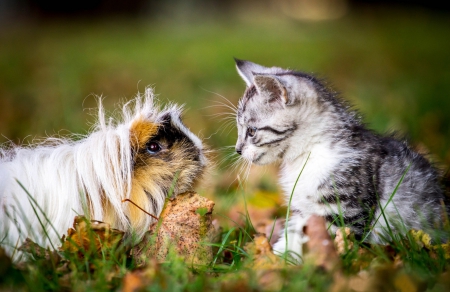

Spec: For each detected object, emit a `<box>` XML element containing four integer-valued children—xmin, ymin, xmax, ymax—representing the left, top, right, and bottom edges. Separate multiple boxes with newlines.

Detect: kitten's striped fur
<box><xmin>234</xmin><ymin>59</ymin><xmax>447</xmax><ymax>261</ymax></box>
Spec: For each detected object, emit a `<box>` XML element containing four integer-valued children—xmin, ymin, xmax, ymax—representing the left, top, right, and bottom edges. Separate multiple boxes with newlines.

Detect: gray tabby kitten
<box><xmin>234</xmin><ymin>59</ymin><xmax>447</xmax><ymax>261</ymax></box>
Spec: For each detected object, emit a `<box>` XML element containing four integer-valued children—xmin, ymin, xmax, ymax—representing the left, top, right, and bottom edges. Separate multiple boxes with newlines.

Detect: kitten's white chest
<box><xmin>279</xmin><ymin>144</ymin><xmax>344</xmax><ymax>216</ymax></box>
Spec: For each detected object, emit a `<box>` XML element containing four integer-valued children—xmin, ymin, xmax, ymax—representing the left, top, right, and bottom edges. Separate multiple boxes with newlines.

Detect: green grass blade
<box><xmin>16</xmin><ymin>179</ymin><xmax>62</xmax><ymax>246</ymax></box>
<box><xmin>284</xmin><ymin>152</ymin><xmax>310</xmax><ymax>263</ymax></box>
<box><xmin>362</xmin><ymin>164</ymin><xmax>411</xmax><ymax>242</ymax></box>
<box><xmin>212</xmin><ymin>227</ymin><xmax>235</xmax><ymax>267</ymax></box>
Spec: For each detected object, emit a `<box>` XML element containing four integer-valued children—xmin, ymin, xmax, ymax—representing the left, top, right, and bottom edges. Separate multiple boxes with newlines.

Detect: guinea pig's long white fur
<box><xmin>0</xmin><ymin>88</ymin><xmax>206</xmax><ymax>259</ymax></box>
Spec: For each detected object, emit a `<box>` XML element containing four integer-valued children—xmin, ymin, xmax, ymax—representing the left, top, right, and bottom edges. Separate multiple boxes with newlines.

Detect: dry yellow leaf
<box><xmin>60</xmin><ymin>216</ymin><xmax>125</xmax><ymax>258</ymax></box>
<box><xmin>244</xmin><ymin>234</ymin><xmax>284</xmax><ymax>270</ymax></box>
<box><xmin>244</xmin><ymin>234</ymin><xmax>285</xmax><ymax>291</ymax></box>
<box><xmin>435</xmin><ymin>243</ymin><xmax>450</xmax><ymax>259</ymax></box>
<box><xmin>334</xmin><ymin>227</ymin><xmax>353</xmax><ymax>254</ymax></box>
<box><xmin>409</xmin><ymin>229</ymin><xmax>432</xmax><ymax>249</ymax></box>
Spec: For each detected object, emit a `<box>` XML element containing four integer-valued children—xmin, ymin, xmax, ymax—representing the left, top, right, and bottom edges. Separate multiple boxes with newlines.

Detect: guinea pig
<box><xmin>0</xmin><ymin>87</ymin><xmax>207</xmax><ymax>258</ymax></box>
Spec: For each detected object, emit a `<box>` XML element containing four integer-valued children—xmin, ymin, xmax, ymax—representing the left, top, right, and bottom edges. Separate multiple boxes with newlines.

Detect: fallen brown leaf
<box><xmin>18</xmin><ymin>238</ymin><xmax>61</xmax><ymax>262</ymax></box>
<box><xmin>245</xmin><ymin>233</ymin><xmax>284</xmax><ymax>270</ymax></box>
<box><xmin>303</xmin><ymin>215</ymin><xmax>340</xmax><ymax>272</ymax></box>
<box><xmin>244</xmin><ymin>234</ymin><xmax>285</xmax><ymax>291</ymax></box>
<box><xmin>131</xmin><ymin>192</ymin><xmax>217</xmax><ymax>266</ymax></box>
<box><xmin>122</xmin><ymin>259</ymin><xmax>163</xmax><ymax>292</ymax></box>
<box><xmin>60</xmin><ymin>216</ymin><xmax>125</xmax><ymax>259</ymax></box>
<box><xmin>122</xmin><ymin>271</ymin><xmax>144</xmax><ymax>292</ymax></box>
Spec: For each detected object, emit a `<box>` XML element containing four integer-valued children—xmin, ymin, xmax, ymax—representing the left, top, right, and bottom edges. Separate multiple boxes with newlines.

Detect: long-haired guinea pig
<box><xmin>0</xmin><ymin>88</ymin><xmax>207</xmax><ymax>258</ymax></box>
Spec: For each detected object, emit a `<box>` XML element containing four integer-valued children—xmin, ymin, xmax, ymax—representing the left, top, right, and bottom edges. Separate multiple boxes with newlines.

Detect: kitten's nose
<box><xmin>236</xmin><ymin>148</ymin><xmax>242</xmax><ymax>155</ymax></box>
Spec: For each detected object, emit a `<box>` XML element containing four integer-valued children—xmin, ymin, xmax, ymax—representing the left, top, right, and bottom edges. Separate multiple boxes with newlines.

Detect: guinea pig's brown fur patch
<box><xmin>130</xmin><ymin>116</ymin><xmax>158</xmax><ymax>150</ymax></box>
<box><xmin>128</xmin><ymin>117</ymin><xmax>160</xmax><ymax>230</ymax></box>
<box><xmin>126</xmin><ymin>113</ymin><xmax>205</xmax><ymax>232</ymax></box>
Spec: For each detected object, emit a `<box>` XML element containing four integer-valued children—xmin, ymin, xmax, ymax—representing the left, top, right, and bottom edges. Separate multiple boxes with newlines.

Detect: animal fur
<box><xmin>0</xmin><ymin>88</ymin><xmax>207</xmax><ymax>258</ymax></box>
<box><xmin>233</xmin><ymin>59</ymin><xmax>448</xmax><ymax>262</ymax></box>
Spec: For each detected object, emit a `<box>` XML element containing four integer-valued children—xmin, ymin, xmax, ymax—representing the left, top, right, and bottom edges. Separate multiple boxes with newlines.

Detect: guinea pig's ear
<box><xmin>235</xmin><ymin>58</ymin><xmax>269</xmax><ymax>87</ymax></box>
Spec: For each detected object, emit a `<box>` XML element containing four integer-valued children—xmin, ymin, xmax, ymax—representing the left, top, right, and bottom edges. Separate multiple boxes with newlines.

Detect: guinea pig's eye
<box><xmin>247</xmin><ymin>127</ymin><xmax>257</xmax><ymax>137</ymax></box>
<box><xmin>147</xmin><ymin>142</ymin><xmax>161</xmax><ymax>154</ymax></box>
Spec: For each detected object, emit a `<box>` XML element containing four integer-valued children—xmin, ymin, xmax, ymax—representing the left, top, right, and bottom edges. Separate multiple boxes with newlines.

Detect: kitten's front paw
<box><xmin>272</xmin><ymin>232</ymin><xmax>308</xmax><ymax>264</ymax></box>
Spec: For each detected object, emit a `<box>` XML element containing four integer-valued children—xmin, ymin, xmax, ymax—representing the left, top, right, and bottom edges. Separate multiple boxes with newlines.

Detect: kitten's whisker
<box><xmin>209</xmin><ymin>116</ymin><xmax>236</xmax><ymax>132</ymax></box>
<box><xmin>223</xmin><ymin>123</ymin><xmax>236</xmax><ymax>136</ymax></box>
<box><xmin>207</xmin><ymin>92</ymin><xmax>239</xmax><ymax>112</ymax></box>
<box><xmin>229</xmin><ymin>156</ymin><xmax>244</xmax><ymax>173</ymax></box>
<box><xmin>229</xmin><ymin>160</ymin><xmax>243</xmax><ymax>175</ymax></box>
<box><xmin>236</xmin><ymin>157</ymin><xmax>250</xmax><ymax>187</ymax></box>
<box><xmin>216</xmin><ymin>116</ymin><xmax>237</xmax><ymax>122</ymax></box>
<box><xmin>236</xmin><ymin>158</ymin><xmax>246</xmax><ymax>180</ymax></box>
<box><xmin>216</xmin><ymin>96</ymin><xmax>238</xmax><ymax>111</ymax></box>
<box><xmin>212</xmin><ymin>103</ymin><xmax>238</xmax><ymax>114</ymax></box>
<box><xmin>203</xmin><ymin>100</ymin><xmax>238</xmax><ymax>116</ymax></box>
<box><xmin>221</xmin><ymin>118</ymin><xmax>236</xmax><ymax>125</ymax></box>
<box><xmin>216</xmin><ymin>146</ymin><xmax>241</xmax><ymax>168</ymax></box>
<box><xmin>218</xmin><ymin>122</ymin><xmax>235</xmax><ymax>136</ymax></box>
<box><xmin>244</xmin><ymin>160</ymin><xmax>252</xmax><ymax>185</ymax></box>
<box><xmin>218</xmin><ymin>145</ymin><xmax>237</xmax><ymax>150</ymax></box>
<box><xmin>204</xmin><ymin>102</ymin><xmax>238</xmax><ymax>114</ymax></box>
<box><xmin>217</xmin><ymin>119</ymin><xmax>237</xmax><ymax>136</ymax></box>
<box><xmin>217</xmin><ymin>152</ymin><xmax>239</xmax><ymax>169</ymax></box>
<box><xmin>200</xmin><ymin>87</ymin><xmax>238</xmax><ymax>110</ymax></box>
<box><xmin>205</xmin><ymin>112</ymin><xmax>236</xmax><ymax>119</ymax></box>
<box><xmin>218</xmin><ymin>117</ymin><xmax>237</xmax><ymax>127</ymax></box>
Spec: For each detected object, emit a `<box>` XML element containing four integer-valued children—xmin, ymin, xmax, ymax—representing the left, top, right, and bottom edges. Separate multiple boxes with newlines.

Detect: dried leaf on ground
<box><xmin>18</xmin><ymin>238</ymin><xmax>61</xmax><ymax>262</ymax></box>
<box><xmin>409</xmin><ymin>229</ymin><xmax>450</xmax><ymax>259</ymax></box>
<box><xmin>331</xmin><ymin>247</ymin><xmax>424</xmax><ymax>292</ymax></box>
<box><xmin>122</xmin><ymin>259</ymin><xmax>163</xmax><ymax>292</ymax></box>
<box><xmin>131</xmin><ymin>192</ymin><xmax>217</xmax><ymax>266</ymax></box>
<box><xmin>409</xmin><ymin>229</ymin><xmax>432</xmax><ymax>249</ymax></box>
<box><xmin>244</xmin><ymin>234</ymin><xmax>285</xmax><ymax>291</ymax></box>
<box><xmin>334</xmin><ymin>227</ymin><xmax>354</xmax><ymax>254</ymax></box>
<box><xmin>303</xmin><ymin>215</ymin><xmax>340</xmax><ymax>272</ymax></box>
<box><xmin>244</xmin><ymin>233</ymin><xmax>284</xmax><ymax>270</ymax></box>
<box><xmin>60</xmin><ymin>216</ymin><xmax>125</xmax><ymax>259</ymax></box>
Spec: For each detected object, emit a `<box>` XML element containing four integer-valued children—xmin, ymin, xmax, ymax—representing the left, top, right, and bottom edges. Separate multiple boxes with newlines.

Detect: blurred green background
<box><xmin>1</xmin><ymin>0</ymin><xmax>449</xmax><ymax>197</ymax></box>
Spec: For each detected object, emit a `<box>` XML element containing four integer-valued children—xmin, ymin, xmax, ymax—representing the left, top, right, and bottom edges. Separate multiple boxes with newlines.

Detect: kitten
<box><xmin>234</xmin><ymin>59</ymin><xmax>447</xmax><ymax>261</ymax></box>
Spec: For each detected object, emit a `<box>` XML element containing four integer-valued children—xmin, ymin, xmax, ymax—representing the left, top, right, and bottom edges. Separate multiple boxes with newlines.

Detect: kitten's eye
<box><xmin>147</xmin><ymin>142</ymin><xmax>161</xmax><ymax>154</ymax></box>
<box><xmin>247</xmin><ymin>127</ymin><xmax>257</xmax><ymax>137</ymax></box>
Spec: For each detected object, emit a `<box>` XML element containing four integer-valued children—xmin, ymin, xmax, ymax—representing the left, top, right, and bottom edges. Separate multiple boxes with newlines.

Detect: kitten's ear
<box><xmin>254</xmin><ymin>75</ymin><xmax>289</xmax><ymax>104</ymax></box>
<box><xmin>235</xmin><ymin>58</ymin><xmax>268</xmax><ymax>87</ymax></box>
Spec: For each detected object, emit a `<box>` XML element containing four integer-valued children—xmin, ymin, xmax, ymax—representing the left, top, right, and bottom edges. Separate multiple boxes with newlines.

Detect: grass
<box><xmin>2</xmin><ymin>159</ymin><xmax>450</xmax><ymax>291</ymax></box>
<box><xmin>3</xmin><ymin>190</ymin><xmax>450</xmax><ymax>291</ymax></box>
<box><xmin>282</xmin><ymin>152</ymin><xmax>310</xmax><ymax>264</ymax></box>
